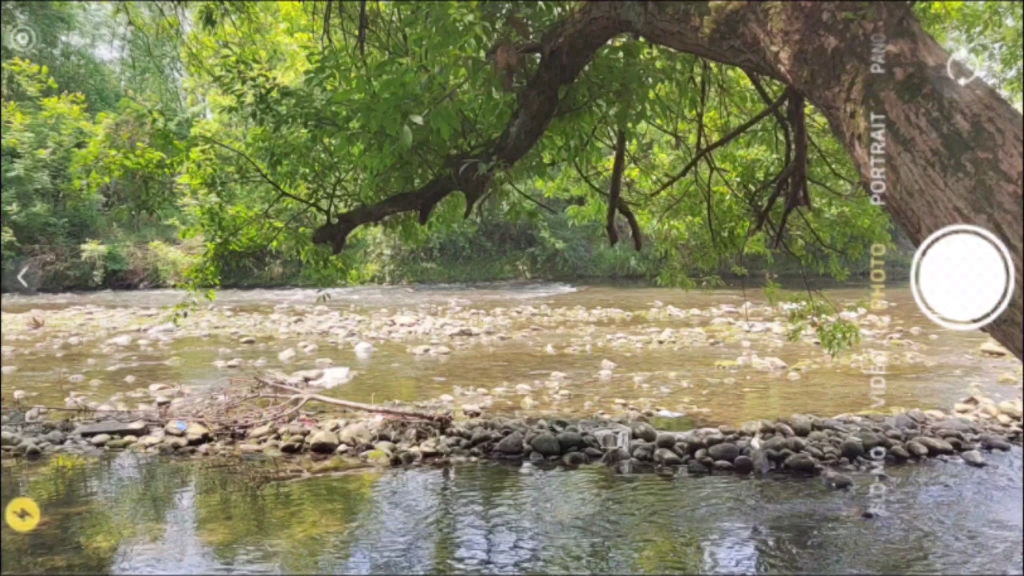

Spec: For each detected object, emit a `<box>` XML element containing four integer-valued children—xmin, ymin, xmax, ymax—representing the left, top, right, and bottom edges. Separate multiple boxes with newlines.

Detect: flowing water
<box><xmin>2</xmin><ymin>282</ymin><xmax>1023</xmax><ymax>574</ymax></box>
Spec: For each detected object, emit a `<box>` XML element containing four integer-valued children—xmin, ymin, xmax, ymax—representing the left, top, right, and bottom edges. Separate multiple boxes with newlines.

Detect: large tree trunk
<box><xmin>315</xmin><ymin>2</ymin><xmax>1024</xmax><ymax>359</ymax></box>
<box><xmin>642</xmin><ymin>2</ymin><xmax>1023</xmax><ymax>359</ymax></box>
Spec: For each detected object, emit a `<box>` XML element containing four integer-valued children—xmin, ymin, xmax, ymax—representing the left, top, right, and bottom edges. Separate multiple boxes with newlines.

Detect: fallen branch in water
<box><xmin>253</xmin><ymin>376</ymin><xmax>453</xmax><ymax>426</ymax></box>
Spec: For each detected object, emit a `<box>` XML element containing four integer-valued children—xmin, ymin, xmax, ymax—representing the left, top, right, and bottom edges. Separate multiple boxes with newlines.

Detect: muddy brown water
<box><xmin>2</xmin><ymin>282</ymin><xmax>1022</xmax><ymax>574</ymax></box>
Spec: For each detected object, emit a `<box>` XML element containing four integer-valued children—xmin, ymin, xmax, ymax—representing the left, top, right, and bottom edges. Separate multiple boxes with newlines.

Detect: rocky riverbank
<box><xmin>3</xmin><ymin>394</ymin><xmax>1021</xmax><ymax>488</ymax></box>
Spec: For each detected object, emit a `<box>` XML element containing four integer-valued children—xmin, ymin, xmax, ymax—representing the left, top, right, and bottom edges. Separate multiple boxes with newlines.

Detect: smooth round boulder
<box><xmin>655</xmin><ymin>433</ymin><xmax>676</xmax><ymax>449</ymax></box>
<box><xmin>496</xmin><ymin>431</ymin><xmax>525</xmax><ymax>454</ymax></box>
<box><xmin>789</xmin><ymin>416</ymin><xmax>813</xmax><ymax>437</ymax></box>
<box><xmin>783</xmin><ymin>452</ymin><xmax>817</xmax><ymax>473</ymax></box>
<box><xmin>707</xmin><ymin>442</ymin><xmax>739</xmax><ymax>463</ymax></box>
<box><xmin>686</xmin><ymin>459</ymin><xmax>709</xmax><ymax>475</ymax></box>
<box><xmin>630</xmin><ymin>422</ymin><xmax>658</xmax><ymax>443</ymax></box>
<box><xmin>887</xmin><ymin>444</ymin><xmax>910</xmax><ymax>461</ymax></box>
<box><xmin>470</xmin><ymin>429</ymin><xmax>492</xmax><ymax>447</ymax></box>
<box><xmin>915</xmin><ymin>436</ymin><xmax>954</xmax><ymax>456</ymax></box>
<box><xmin>531</xmin><ymin>433</ymin><xmax>562</xmax><ymax>456</ymax></box>
<box><xmin>840</xmin><ymin>437</ymin><xmax>865</xmax><ymax>460</ymax></box>
<box><xmin>733</xmin><ymin>455</ymin><xmax>754</xmax><ymax>474</ymax></box>
<box><xmin>980</xmin><ymin>435</ymin><xmax>1012</xmax><ymax>451</ymax></box>
<box><xmin>562</xmin><ymin>451</ymin><xmax>587</xmax><ymax>467</ymax></box>
<box><xmin>632</xmin><ymin>443</ymin><xmax>655</xmax><ymax>462</ymax></box>
<box><xmin>763</xmin><ymin>436</ymin><xmax>787</xmax><ymax>452</ymax></box>
<box><xmin>308</xmin><ymin>430</ymin><xmax>340</xmax><ymax>454</ymax></box>
<box><xmin>785</xmin><ymin>437</ymin><xmax>807</xmax><ymax>452</ymax></box>
<box><xmin>961</xmin><ymin>450</ymin><xmax>986</xmax><ymax>467</ymax></box>
<box><xmin>556</xmin><ymin>431</ymin><xmax>586</xmax><ymax>452</ymax></box>
<box><xmin>654</xmin><ymin>448</ymin><xmax>682</xmax><ymax>466</ymax></box>
<box><xmin>905</xmin><ymin>440</ymin><xmax>929</xmax><ymax>458</ymax></box>
<box><xmin>857</xmin><ymin>431</ymin><xmax>887</xmax><ymax>450</ymax></box>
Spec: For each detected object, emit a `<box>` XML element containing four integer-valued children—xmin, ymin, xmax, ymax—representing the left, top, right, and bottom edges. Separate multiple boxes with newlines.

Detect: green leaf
<box><xmin>401</xmin><ymin>124</ymin><xmax>413</xmax><ymax>148</ymax></box>
<box><xmin>409</xmin><ymin>114</ymin><xmax>424</xmax><ymax>125</ymax></box>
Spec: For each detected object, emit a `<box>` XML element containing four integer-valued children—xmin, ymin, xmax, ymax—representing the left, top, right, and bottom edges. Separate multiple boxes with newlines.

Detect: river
<box><xmin>1</xmin><ymin>282</ymin><xmax>1022</xmax><ymax>574</ymax></box>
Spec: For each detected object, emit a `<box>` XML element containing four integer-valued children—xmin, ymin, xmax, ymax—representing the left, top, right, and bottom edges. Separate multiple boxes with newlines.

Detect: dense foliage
<box><xmin>1</xmin><ymin>1</ymin><xmax>1019</xmax><ymax>294</ymax></box>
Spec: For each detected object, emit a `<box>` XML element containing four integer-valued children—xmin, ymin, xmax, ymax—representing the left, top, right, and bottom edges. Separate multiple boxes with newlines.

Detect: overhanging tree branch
<box><xmin>312</xmin><ymin>3</ymin><xmax>641</xmax><ymax>253</ymax></box>
<box><xmin>202</xmin><ymin>136</ymin><xmax>329</xmax><ymax>216</ymax></box>
<box><xmin>648</xmin><ymin>92</ymin><xmax>786</xmax><ymax>198</ymax></box>
<box><xmin>571</xmin><ymin>157</ymin><xmax>643</xmax><ymax>250</ymax></box>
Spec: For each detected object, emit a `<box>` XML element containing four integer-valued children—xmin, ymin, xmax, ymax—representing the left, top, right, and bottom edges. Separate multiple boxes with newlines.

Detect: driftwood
<box><xmin>253</xmin><ymin>376</ymin><xmax>452</xmax><ymax>426</ymax></box>
<box><xmin>10</xmin><ymin>375</ymin><xmax>452</xmax><ymax>436</ymax></box>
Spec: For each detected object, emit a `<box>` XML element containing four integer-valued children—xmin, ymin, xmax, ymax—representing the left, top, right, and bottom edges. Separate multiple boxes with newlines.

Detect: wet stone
<box><xmin>703</xmin><ymin>434</ymin><xmax>726</xmax><ymax>448</ymax></box>
<box><xmin>630</xmin><ymin>422</ymin><xmax>658</xmax><ymax>443</ymax></box>
<box><xmin>470</xmin><ymin>429</ymin><xmax>492</xmax><ymax>447</ymax></box>
<box><xmin>961</xmin><ymin>450</ymin><xmax>986</xmax><ymax>467</ymax></box>
<box><xmin>562</xmin><ymin>452</ymin><xmax>587</xmax><ymax>466</ymax></box>
<box><xmin>707</xmin><ymin>442</ymin><xmax>739</xmax><ymax>463</ymax></box>
<box><xmin>530</xmin><ymin>433</ymin><xmax>561</xmax><ymax>456</ymax></box>
<box><xmin>857</xmin><ymin>431</ymin><xmax>886</xmax><ymax>450</ymax></box>
<box><xmin>841</xmin><ymin>437</ymin><xmax>865</xmax><ymax>460</ymax></box>
<box><xmin>655</xmin><ymin>433</ymin><xmax>676</xmax><ymax>449</ymax></box>
<box><xmin>784</xmin><ymin>452</ymin><xmax>817</xmax><ymax>473</ymax></box>
<box><xmin>556</xmin><ymin>431</ymin><xmax>585</xmax><ymax>452</ymax></box>
<box><xmin>785</xmin><ymin>437</ymin><xmax>807</xmax><ymax>452</ymax></box>
<box><xmin>823</xmin><ymin>471</ymin><xmax>854</xmax><ymax>490</ymax></box>
<box><xmin>601</xmin><ymin>447</ymin><xmax>631</xmax><ymax>465</ymax></box>
<box><xmin>632</xmin><ymin>443</ymin><xmax>655</xmax><ymax>462</ymax></box>
<box><xmin>733</xmin><ymin>455</ymin><xmax>753</xmax><ymax>474</ymax></box>
<box><xmin>686</xmin><ymin>459</ymin><xmax>709</xmax><ymax>475</ymax></box>
<box><xmin>496</xmin><ymin>431</ymin><xmax>524</xmax><ymax>454</ymax></box>
<box><xmin>906</xmin><ymin>440</ymin><xmax>930</xmax><ymax>458</ymax></box>
<box><xmin>980</xmin><ymin>435</ymin><xmax>1012</xmax><ymax>451</ymax></box>
<box><xmin>308</xmin><ymin>430</ymin><xmax>340</xmax><ymax>453</ymax></box>
<box><xmin>915</xmin><ymin>436</ymin><xmax>954</xmax><ymax>456</ymax></box>
<box><xmin>89</xmin><ymin>434</ymin><xmax>112</xmax><ymax>446</ymax></box>
<box><xmin>78</xmin><ymin>420</ymin><xmax>148</xmax><ymax>438</ymax></box>
<box><xmin>807</xmin><ymin>431</ymin><xmax>828</xmax><ymax>443</ymax></box>
<box><xmin>654</xmin><ymin>448</ymin><xmax>682</xmax><ymax>466</ymax></box>
<box><xmin>789</xmin><ymin>416</ymin><xmax>812</xmax><ymax>437</ymax></box>
<box><xmin>763</xmin><ymin>436</ymin><xmax>787</xmax><ymax>452</ymax></box>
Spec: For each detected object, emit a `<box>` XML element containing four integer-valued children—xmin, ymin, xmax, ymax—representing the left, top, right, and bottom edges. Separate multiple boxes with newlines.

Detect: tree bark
<box><xmin>314</xmin><ymin>2</ymin><xmax>1023</xmax><ymax>359</ymax></box>
<box><xmin>642</xmin><ymin>2</ymin><xmax>1023</xmax><ymax>359</ymax></box>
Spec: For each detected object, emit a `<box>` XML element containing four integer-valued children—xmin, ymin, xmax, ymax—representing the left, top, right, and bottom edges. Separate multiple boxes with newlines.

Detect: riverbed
<box><xmin>2</xmin><ymin>282</ymin><xmax>1023</xmax><ymax>574</ymax></box>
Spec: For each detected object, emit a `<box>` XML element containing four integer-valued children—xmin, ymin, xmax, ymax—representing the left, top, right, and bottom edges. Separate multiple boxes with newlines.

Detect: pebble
<box><xmin>961</xmin><ymin>450</ymin><xmax>986</xmax><ymax>467</ymax></box>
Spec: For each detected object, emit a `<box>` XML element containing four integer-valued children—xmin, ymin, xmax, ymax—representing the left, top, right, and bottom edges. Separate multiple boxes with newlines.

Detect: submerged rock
<box><xmin>310</xmin><ymin>367</ymin><xmax>352</xmax><ymax>389</ymax></box>
<box><xmin>961</xmin><ymin>450</ymin><xmax>986</xmax><ymax>467</ymax></box>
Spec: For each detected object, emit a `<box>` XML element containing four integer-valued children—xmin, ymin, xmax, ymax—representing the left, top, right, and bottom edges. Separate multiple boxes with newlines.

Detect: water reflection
<box><xmin>3</xmin><ymin>450</ymin><xmax>1021</xmax><ymax>574</ymax></box>
<box><xmin>113</xmin><ymin>482</ymin><xmax>224</xmax><ymax>574</ymax></box>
